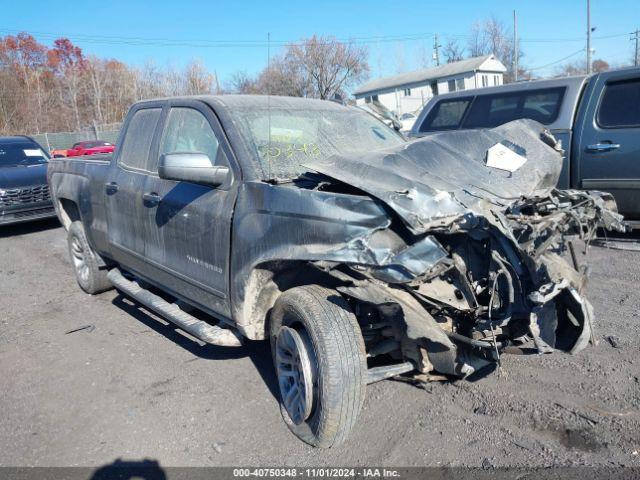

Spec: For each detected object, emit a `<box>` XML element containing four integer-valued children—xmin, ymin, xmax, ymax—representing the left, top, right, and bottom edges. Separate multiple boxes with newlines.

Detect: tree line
<box><xmin>0</xmin><ymin>32</ymin><xmax>370</xmax><ymax>136</ymax></box>
<box><xmin>0</xmin><ymin>33</ymin><xmax>219</xmax><ymax>136</ymax></box>
<box><xmin>1</xmin><ymin>20</ymin><xmax>619</xmax><ymax>136</ymax></box>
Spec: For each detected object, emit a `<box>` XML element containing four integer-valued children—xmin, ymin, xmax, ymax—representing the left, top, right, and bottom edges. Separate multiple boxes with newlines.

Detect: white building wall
<box><xmin>355</xmin><ymin>69</ymin><xmax>504</xmax><ymax>115</ymax></box>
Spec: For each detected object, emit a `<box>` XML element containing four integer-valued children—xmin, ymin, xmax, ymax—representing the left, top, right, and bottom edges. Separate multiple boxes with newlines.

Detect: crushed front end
<box><xmin>303</xmin><ymin>119</ymin><xmax>626</xmax><ymax>379</ymax></box>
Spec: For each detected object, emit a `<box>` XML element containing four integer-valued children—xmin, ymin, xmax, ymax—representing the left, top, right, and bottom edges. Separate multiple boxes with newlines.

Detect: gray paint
<box><xmin>48</xmin><ymin>95</ymin><xmax>626</xmax><ymax>379</ymax></box>
<box><xmin>410</xmin><ymin>68</ymin><xmax>640</xmax><ymax>219</ymax></box>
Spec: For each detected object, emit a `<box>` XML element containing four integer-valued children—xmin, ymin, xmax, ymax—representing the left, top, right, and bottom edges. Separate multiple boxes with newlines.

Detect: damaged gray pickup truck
<box><xmin>48</xmin><ymin>95</ymin><xmax>625</xmax><ymax>447</ymax></box>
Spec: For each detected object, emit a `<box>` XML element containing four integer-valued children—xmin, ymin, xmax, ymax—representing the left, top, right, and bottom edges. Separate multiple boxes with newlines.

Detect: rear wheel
<box><xmin>270</xmin><ymin>285</ymin><xmax>367</xmax><ymax>448</ymax></box>
<box><xmin>67</xmin><ymin>221</ymin><xmax>112</xmax><ymax>294</ymax></box>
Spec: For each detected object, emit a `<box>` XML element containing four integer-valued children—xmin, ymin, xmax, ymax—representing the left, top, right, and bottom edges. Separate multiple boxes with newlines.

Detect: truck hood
<box><xmin>304</xmin><ymin>119</ymin><xmax>563</xmax><ymax>234</ymax></box>
<box><xmin>0</xmin><ymin>163</ymin><xmax>48</xmax><ymax>189</ymax></box>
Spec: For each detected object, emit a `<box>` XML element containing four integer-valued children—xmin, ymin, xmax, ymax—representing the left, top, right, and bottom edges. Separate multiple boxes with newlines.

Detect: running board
<box><xmin>107</xmin><ymin>268</ymin><xmax>242</xmax><ymax>347</ymax></box>
<box><xmin>366</xmin><ymin>361</ymin><xmax>415</xmax><ymax>384</ymax></box>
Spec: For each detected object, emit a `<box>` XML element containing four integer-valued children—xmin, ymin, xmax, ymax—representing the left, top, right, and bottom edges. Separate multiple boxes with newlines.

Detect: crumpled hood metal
<box><xmin>304</xmin><ymin>119</ymin><xmax>562</xmax><ymax>234</ymax></box>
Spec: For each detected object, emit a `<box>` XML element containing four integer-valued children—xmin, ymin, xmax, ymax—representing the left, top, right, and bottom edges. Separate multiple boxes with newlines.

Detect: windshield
<box><xmin>229</xmin><ymin>106</ymin><xmax>405</xmax><ymax>180</ymax></box>
<box><xmin>0</xmin><ymin>143</ymin><xmax>48</xmax><ymax>167</ymax></box>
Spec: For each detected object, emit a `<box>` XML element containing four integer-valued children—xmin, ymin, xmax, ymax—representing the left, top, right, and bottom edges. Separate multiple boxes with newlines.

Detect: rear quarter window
<box><xmin>462</xmin><ymin>87</ymin><xmax>566</xmax><ymax>129</ymax></box>
<box><xmin>419</xmin><ymin>98</ymin><xmax>472</xmax><ymax>132</ymax></box>
<box><xmin>597</xmin><ymin>78</ymin><xmax>640</xmax><ymax>128</ymax></box>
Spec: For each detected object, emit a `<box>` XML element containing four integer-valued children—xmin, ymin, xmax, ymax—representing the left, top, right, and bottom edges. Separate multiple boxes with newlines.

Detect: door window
<box><xmin>419</xmin><ymin>98</ymin><xmax>472</xmax><ymax>131</ymax></box>
<box><xmin>597</xmin><ymin>78</ymin><xmax>640</xmax><ymax>128</ymax></box>
<box><xmin>118</xmin><ymin>108</ymin><xmax>162</xmax><ymax>170</ymax></box>
<box><xmin>158</xmin><ymin>108</ymin><xmax>222</xmax><ymax>170</ymax></box>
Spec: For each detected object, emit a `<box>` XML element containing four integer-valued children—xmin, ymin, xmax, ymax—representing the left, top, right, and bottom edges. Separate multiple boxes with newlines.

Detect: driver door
<box><xmin>141</xmin><ymin>102</ymin><xmax>237</xmax><ymax>318</ymax></box>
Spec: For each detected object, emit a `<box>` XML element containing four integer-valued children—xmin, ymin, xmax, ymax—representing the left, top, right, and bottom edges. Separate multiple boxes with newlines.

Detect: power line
<box><xmin>528</xmin><ymin>48</ymin><xmax>585</xmax><ymax>71</ymax></box>
<box><xmin>0</xmin><ymin>26</ymin><xmax>632</xmax><ymax>49</ymax></box>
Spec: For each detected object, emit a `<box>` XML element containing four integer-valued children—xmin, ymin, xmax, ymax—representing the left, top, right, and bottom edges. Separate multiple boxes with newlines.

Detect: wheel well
<box><xmin>57</xmin><ymin>198</ymin><xmax>81</xmax><ymax>229</ymax></box>
<box><xmin>238</xmin><ymin>261</ymin><xmax>340</xmax><ymax>340</ymax></box>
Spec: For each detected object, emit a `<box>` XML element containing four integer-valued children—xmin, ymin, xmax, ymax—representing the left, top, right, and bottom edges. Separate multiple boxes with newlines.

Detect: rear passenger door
<box><xmin>141</xmin><ymin>101</ymin><xmax>237</xmax><ymax>318</ymax></box>
<box><xmin>574</xmin><ymin>72</ymin><xmax>640</xmax><ymax>219</ymax></box>
<box><xmin>106</xmin><ymin>105</ymin><xmax>163</xmax><ymax>277</ymax></box>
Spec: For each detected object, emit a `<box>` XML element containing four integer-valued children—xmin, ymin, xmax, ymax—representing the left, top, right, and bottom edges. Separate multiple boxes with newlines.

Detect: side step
<box><xmin>366</xmin><ymin>361</ymin><xmax>415</xmax><ymax>384</ymax></box>
<box><xmin>107</xmin><ymin>268</ymin><xmax>242</xmax><ymax>347</ymax></box>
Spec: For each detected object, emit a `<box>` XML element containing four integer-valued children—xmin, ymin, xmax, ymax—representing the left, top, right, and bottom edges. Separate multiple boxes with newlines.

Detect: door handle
<box><xmin>586</xmin><ymin>143</ymin><xmax>620</xmax><ymax>153</ymax></box>
<box><xmin>104</xmin><ymin>182</ymin><xmax>119</xmax><ymax>194</ymax></box>
<box><xmin>142</xmin><ymin>192</ymin><xmax>161</xmax><ymax>207</ymax></box>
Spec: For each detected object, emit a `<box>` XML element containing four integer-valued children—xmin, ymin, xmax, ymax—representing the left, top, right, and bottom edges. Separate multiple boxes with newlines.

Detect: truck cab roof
<box><xmin>411</xmin><ymin>75</ymin><xmax>589</xmax><ymax>134</ymax></box>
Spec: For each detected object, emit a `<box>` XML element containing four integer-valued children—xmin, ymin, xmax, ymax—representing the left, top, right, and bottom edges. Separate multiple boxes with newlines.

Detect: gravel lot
<box><xmin>1</xmin><ymin>219</ymin><xmax>639</xmax><ymax>468</ymax></box>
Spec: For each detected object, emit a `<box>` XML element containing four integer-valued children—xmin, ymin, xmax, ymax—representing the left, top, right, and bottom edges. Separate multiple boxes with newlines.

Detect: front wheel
<box><xmin>67</xmin><ymin>221</ymin><xmax>112</xmax><ymax>294</ymax></box>
<box><xmin>270</xmin><ymin>285</ymin><xmax>367</xmax><ymax>448</ymax></box>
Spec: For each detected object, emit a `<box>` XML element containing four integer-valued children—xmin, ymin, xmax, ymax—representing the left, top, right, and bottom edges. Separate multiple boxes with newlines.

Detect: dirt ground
<box><xmin>1</xmin><ymin>218</ymin><xmax>639</xmax><ymax>468</ymax></box>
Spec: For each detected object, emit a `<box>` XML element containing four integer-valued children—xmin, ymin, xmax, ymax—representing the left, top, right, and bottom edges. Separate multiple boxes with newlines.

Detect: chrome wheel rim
<box><xmin>70</xmin><ymin>236</ymin><xmax>90</xmax><ymax>283</ymax></box>
<box><xmin>276</xmin><ymin>326</ymin><xmax>314</xmax><ymax>425</ymax></box>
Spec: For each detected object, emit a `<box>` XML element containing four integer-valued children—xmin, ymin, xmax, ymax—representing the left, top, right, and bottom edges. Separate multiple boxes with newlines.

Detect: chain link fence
<box><xmin>31</xmin><ymin>122</ymin><xmax>122</xmax><ymax>153</ymax></box>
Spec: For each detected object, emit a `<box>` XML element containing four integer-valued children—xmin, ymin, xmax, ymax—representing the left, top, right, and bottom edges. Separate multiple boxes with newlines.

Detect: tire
<box><xmin>67</xmin><ymin>221</ymin><xmax>112</xmax><ymax>294</ymax></box>
<box><xmin>270</xmin><ymin>285</ymin><xmax>367</xmax><ymax>448</ymax></box>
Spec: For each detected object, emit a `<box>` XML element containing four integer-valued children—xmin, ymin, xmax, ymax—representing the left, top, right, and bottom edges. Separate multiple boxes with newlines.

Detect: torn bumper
<box><xmin>302</xmin><ymin>120</ymin><xmax>627</xmax><ymax>379</ymax></box>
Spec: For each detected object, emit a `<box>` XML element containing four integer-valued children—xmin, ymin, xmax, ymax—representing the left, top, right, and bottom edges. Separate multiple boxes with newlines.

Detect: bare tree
<box><xmin>184</xmin><ymin>60</ymin><xmax>215</xmax><ymax>95</ymax></box>
<box><xmin>288</xmin><ymin>35</ymin><xmax>369</xmax><ymax>99</ymax></box>
<box><xmin>554</xmin><ymin>58</ymin><xmax>610</xmax><ymax>77</ymax></box>
<box><xmin>592</xmin><ymin>59</ymin><xmax>610</xmax><ymax>73</ymax></box>
<box><xmin>467</xmin><ymin>21</ymin><xmax>489</xmax><ymax>58</ymax></box>
<box><xmin>229</xmin><ymin>36</ymin><xmax>369</xmax><ymax>99</ymax></box>
<box><xmin>466</xmin><ymin>16</ymin><xmax>525</xmax><ymax>82</ymax></box>
<box><xmin>416</xmin><ymin>42</ymin><xmax>431</xmax><ymax>69</ymax></box>
<box><xmin>0</xmin><ymin>31</ymin><xmax>227</xmax><ymax>137</ymax></box>
<box><xmin>227</xmin><ymin>71</ymin><xmax>258</xmax><ymax>94</ymax></box>
<box><xmin>394</xmin><ymin>41</ymin><xmax>405</xmax><ymax>73</ymax></box>
<box><xmin>443</xmin><ymin>39</ymin><xmax>464</xmax><ymax>63</ymax></box>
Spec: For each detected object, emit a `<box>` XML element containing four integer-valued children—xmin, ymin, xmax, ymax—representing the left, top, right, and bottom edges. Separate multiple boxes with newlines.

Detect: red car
<box><xmin>66</xmin><ymin>140</ymin><xmax>115</xmax><ymax>157</ymax></box>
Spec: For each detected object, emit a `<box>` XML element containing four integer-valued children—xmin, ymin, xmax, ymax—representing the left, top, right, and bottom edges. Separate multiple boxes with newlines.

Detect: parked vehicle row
<box><xmin>66</xmin><ymin>140</ymin><xmax>116</xmax><ymax>157</ymax></box>
<box><xmin>410</xmin><ymin>66</ymin><xmax>640</xmax><ymax>223</ymax></box>
<box><xmin>0</xmin><ymin>136</ymin><xmax>56</xmax><ymax>225</ymax></box>
<box><xmin>51</xmin><ymin>140</ymin><xmax>116</xmax><ymax>158</ymax></box>
<box><xmin>47</xmin><ymin>94</ymin><xmax>624</xmax><ymax>448</ymax></box>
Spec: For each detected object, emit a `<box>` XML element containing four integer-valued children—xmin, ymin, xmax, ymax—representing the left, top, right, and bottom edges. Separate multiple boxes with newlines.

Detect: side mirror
<box><xmin>158</xmin><ymin>152</ymin><xmax>229</xmax><ymax>187</ymax></box>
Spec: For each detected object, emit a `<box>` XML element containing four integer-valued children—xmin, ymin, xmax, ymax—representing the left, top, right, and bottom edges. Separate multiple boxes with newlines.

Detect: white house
<box><xmin>354</xmin><ymin>55</ymin><xmax>507</xmax><ymax>115</ymax></box>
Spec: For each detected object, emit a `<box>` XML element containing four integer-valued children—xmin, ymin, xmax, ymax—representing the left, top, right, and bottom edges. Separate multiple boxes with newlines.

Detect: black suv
<box><xmin>0</xmin><ymin>136</ymin><xmax>56</xmax><ymax>225</ymax></box>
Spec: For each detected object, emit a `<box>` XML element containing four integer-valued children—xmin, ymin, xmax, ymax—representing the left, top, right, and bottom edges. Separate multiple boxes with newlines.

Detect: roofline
<box><xmin>353</xmin><ymin>55</ymin><xmax>507</xmax><ymax>96</ymax></box>
<box><xmin>353</xmin><ymin>69</ymin><xmax>507</xmax><ymax>97</ymax></box>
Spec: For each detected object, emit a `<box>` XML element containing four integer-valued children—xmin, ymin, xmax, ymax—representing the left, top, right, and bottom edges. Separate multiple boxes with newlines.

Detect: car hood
<box><xmin>0</xmin><ymin>163</ymin><xmax>48</xmax><ymax>189</ymax></box>
<box><xmin>304</xmin><ymin>118</ymin><xmax>563</xmax><ymax>234</ymax></box>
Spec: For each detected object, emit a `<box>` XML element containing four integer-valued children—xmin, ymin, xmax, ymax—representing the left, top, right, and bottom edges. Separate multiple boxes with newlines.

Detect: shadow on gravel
<box><xmin>91</xmin><ymin>458</ymin><xmax>166</xmax><ymax>480</ymax></box>
<box><xmin>112</xmin><ymin>294</ymin><xmax>280</xmax><ymax>401</ymax></box>
<box><xmin>0</xmin><ymin>217</ymin><xmax>60</xmax><ymax>238</ymax></box>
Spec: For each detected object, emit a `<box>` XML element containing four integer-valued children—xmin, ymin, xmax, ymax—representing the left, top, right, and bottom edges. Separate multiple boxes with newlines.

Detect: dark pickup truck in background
<box><xmin>48</xmin><ymin>94</ymin><xmax>623</xmax><ymax>448</ymax></box>
<box><xmin>411</xmin><ymin>67</ymin><xmax>640</xmax><ymax>223</ymax></box>
<box><xmin>0</xmin><ymin>136</ymin><xmax>55</xmax><ymax>225</ymax></box>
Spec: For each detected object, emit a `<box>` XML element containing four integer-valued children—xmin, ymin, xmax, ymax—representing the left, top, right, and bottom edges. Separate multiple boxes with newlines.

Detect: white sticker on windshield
<box><xmin>270</xmin><ymin>127</ymin><xmax>303</xmax><ymax>143</ymax></box>
<box><xmin>23</xmin><ymin>149</ymin><xmax>45</xmax><ymax>157</ymax></box>
<box><xmin>486</xmin><ymin>142</ymin><xmax>527</xmax><ymax>172</ymax></box>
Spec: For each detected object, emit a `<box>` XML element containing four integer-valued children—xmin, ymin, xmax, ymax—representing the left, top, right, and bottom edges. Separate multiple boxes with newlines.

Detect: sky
<box><xmin>2</xmin><ymin>0</ymin><xmax>639</xmax><ymax>88</ymax></box>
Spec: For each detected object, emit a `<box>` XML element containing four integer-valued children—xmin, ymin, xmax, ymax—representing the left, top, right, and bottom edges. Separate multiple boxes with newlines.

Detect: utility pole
<box><xmin>513</xmin><ymin>10</ymin><xmax>518</xmax><ymax>82</ymax></box>
<box><xmin>586</xmin><ymin>0</ymin><xmax>592</xmax><ymax>74</ymax></box>
<box><xmin>632</xmin><ymin>29</ymin><xmax>639</xmax><ymax>67</ymax></box>
<box><xmin>433</xmin><ymin>34</ymin><xmax>441</xmax><ymax>66</ymax></box>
